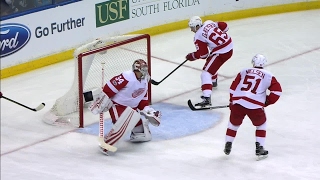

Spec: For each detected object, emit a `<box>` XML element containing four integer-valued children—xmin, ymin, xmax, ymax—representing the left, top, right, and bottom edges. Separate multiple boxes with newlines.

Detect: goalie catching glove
<box><xmin>140</xmin><ymin>106</ymin><xmax>161</xmax><ymax>127</ymax></box>
<box><xmin>89</xmin><ymin>91</ymin><xmax>113</xmax><ymax>115</ymax></box>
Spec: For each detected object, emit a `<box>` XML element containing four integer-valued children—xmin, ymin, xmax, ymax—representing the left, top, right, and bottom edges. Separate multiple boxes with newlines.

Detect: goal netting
<box><xmin>43</xmin><ymin>34</ymin><xmax>151</xmax><ymax>128</ymax></box>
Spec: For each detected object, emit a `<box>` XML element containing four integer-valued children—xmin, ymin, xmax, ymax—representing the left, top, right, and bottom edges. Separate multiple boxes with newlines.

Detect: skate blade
<box><xmin>256</xmin><ymin>154</ymin><xmax>268</xmax><ymax>161</ymax></box>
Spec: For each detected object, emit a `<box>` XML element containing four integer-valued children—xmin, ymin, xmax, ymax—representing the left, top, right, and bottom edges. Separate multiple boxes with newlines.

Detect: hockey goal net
<box><xmin>43</xmin><ymin>34</ymin><xmax>151</xmax><ymax>128</ymax></box>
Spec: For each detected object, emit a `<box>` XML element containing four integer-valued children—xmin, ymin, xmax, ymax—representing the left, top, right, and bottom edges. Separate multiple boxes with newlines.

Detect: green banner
<box><xmin>96</xmin><ymin>0</ymin><xmax>130</xmax><ymax>27</ymax></box>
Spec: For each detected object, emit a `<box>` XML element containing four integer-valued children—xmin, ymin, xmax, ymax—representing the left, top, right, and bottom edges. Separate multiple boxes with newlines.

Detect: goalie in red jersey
<box><xmin>224</xmin><ymin>54</ymin><xmax>282</xmax><ymax>160</ymax></box>
<box><xmin>186</xmin><ymin>16</ymin><xmax>234</xmax><ymax>107</ymax></box>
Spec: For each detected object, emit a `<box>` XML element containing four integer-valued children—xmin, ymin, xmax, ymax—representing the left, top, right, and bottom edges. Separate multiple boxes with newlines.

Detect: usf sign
<box><xmin>96</xmin><ymin>0</ymin><xmax>129</xmax><ymax>27</ymax></box>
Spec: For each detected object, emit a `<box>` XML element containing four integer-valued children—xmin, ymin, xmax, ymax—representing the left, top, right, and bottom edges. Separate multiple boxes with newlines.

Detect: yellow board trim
<box><xmin>1</xmin><ymin>49</ymin><xmax>74</xmax><ymax>79</ymax></box>
<box><xmin>1</xmin><ymin>1</ymin><xmax>319</xmax><ymax>79</ymax></box>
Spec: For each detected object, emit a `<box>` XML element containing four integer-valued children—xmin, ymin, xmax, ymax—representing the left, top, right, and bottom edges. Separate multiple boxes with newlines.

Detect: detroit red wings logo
<box><xmin>132</xmin><ymin>88</ymin><xmax>145</xmax><ymax>98</ymax></box>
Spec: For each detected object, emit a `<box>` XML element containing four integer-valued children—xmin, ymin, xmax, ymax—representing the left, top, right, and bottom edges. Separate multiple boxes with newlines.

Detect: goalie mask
<box><xmin>252</xmin><ymin>54</ymin><xmax>267</xmax><ymax>68</ymax></box>
<box><xmin>132</xmin><ymin>59</ymin><xmax>149</xmax><ymax>79</ymax></box>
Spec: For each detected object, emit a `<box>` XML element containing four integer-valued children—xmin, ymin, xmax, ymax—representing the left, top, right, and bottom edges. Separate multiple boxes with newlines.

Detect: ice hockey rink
<box><xmin>1</xmin><ymin>9</ymin><xmax>320</xmax><ymax>180</ymax></box>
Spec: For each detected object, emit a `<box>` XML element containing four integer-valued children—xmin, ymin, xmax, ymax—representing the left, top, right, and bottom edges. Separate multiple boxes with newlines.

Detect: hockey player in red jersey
<box><xmin>88</xmin><ymin>59</ymin><xmax>161</xmax><ymax>155</ymax></box>
<box><xmin>186</xmin><ymin>16</ymin><xmax>234</xmax><ymax>107</ymax></box>
<box><xmin>224</xmin><ymin>54</ymin><xmax>282</xmax><ymax>160</ymax></box>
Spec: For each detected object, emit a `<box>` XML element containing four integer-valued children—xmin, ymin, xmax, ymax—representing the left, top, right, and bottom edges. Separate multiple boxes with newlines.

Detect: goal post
<box><xmin>43</xmin><ymin>34</ymin><xmax>151</xmax><ymax>128</ymax></box>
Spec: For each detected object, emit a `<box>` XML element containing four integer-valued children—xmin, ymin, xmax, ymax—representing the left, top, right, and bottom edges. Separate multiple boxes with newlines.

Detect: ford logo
<box><xmin>0</xmin><ymin>23</ymin><xmax>31</xmax><ymax>58</ymax></box>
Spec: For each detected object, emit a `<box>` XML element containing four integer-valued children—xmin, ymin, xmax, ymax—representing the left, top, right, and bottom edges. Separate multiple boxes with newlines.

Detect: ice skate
<box><xmin>224</xmin><ymin>142</ymin><xmax>232</xmax><ymax>155</ymax></box>
<box><xmin>195</xmin><ymin>96</ymin><xmax>212</xmax><ymax>107</ymax></box>
<box><xmin>255</xmin><ymin>142</ymin><xmax>268</xmax><ymax>160</ymax></box>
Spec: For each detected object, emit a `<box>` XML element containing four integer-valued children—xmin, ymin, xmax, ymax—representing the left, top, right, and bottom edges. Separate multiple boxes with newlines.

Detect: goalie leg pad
<box><xmin>104</xmin><ymin>106</ymin><xmax>141</xmax><ymax>146</ymax></box>
<box><xmin>130</xmin><ymin>118</ymin><xmax>152</xmax><ymax>142</ymax></box>
<box><xmin>89</xmin><ymin>92</ymin><xmax>113</xmax><ymax>115</ymax></box>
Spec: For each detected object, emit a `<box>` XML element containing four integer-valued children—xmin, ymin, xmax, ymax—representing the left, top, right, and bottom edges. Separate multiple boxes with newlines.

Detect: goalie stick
<box><xmin>1</xmin><ymin>94</ymin><xmax>45</xmax><ymax>112</ymax></box>
<box><xmin>97</xmin><ymin>62</ymin><xmax>117</xmax><ymax>153</ymax></box>
<box><xmin>187</xmin><ymin>99</ymin><xmax>229</xmax><ymax>111</ymax></box>
<box><xmin>98</xmin><ymin>138</ymin><xmax>118</xmax><ymax>152</ymax></box>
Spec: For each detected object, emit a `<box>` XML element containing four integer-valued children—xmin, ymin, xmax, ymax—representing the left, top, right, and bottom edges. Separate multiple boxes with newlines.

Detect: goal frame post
<box><xmin>77</xmin><ymin>34</ymin><xmax>152</xmax><ymax>128</ymax></box>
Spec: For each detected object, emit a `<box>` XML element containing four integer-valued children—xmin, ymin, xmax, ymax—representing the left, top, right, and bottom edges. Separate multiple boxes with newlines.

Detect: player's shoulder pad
<box><xmin>121</xmin><ymin>71</ymin><xmax>136</xmax><ymax>81</ymax></box>
<box><xmin>203</xmin><ymin>20</ymin><xmax>215</xmax><ymax>24</ymax></box>
<box><xmin>240</xmin><ymin>67</ymin><xmax>250</xmax><ymax>74</ymax></box>
<box><xmin>260</xmin><ymin>69</ymin><xmax>274</xmax><ymax>80</ymax></box>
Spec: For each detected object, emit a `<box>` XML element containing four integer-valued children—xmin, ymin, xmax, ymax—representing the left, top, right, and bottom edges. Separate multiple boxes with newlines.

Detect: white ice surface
<box><xmin>1</xmin><ymin>10</ymin><xmax>320</xmax><ymax>180</ymax></box>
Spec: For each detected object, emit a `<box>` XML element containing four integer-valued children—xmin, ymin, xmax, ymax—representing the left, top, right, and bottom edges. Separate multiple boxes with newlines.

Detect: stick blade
<box><xmin>187</xmin><ymin>99</ymin><xmax>229</xmax><ymax>111</ymax></box>
<box><xmin>150</xmin><ymin>79</ymin><xmax>160</xmax><ymax>85</ymax></box>
<box><xmin>35</xmin><ymin>103</ymin><xmax>45</xmax><ymax>111</ymax></box>
<box><xmin>98</xmin><ymin>137</ymin><xmax>117</xmax><ymax>152</ymax></box>
<box><xmin>187</xmin><ymin>100</ymin><xmax>198</xmax><ymax>110</ymax></box>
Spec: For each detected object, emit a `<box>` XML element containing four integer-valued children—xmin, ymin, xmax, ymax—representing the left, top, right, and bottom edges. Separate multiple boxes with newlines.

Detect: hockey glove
<box><xmin>265</xmin><ymin>97</ymin><xmax>270</xmax><ymax>107</ymax></box>
<box><xmin>229</xmin><ymin>102</ymin><xmax>233</xmax><ymax>110</ymax></box>
<box><xmin>140</xmin><ymin>106</ymin><xmax>161</xmax><ymax>127</ymax></box>
<box><xmin>186</xmin><ymin>53</ymin><xmax>196</xmax><ymax>61</ymax></box>
<box><xmin>229</xmin><ymin>93</ymin><xmax>233</xmax><ymax>110</ymax></box>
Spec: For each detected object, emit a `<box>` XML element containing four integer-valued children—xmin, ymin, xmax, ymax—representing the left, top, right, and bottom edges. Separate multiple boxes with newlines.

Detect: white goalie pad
<box><xmin>104</xmin><ymin>107</ymin><xmax>141</xmax><ymax>146</ymax></box>
<box><xmin>140</xmin><ymin>106</ymin><xmax>161</xmax><ymax>127</ymax></box>
<box><xmin>130</xmin><ymin>118</ymin><xmax>152</xmax><ymax>142</ymax></box>
<box><xmin>88</xmin><ymin>92</ymin><xmax>113</xmax><ymax>115</ymax></box>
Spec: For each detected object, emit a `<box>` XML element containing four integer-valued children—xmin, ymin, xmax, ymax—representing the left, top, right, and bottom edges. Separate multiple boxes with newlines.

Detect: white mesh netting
<box><xmin>43</xmin><ymin>34</ymin><xmax>150</xmax><ymax>127</ymax></box>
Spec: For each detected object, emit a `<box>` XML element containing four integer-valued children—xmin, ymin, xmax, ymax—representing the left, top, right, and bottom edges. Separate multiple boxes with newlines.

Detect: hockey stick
<box><xmin>151</xmin><ymin>60</ymin><xmax>188</xmax><ymax>85</ymax></box>
<box><xmin>187</xmin><ymin>99</ymin><xmax>229</xmax><ymax>111</ymax></box>
<box><xmin>98</xmin><ymin>138</ymin><xmax>117</xmax><ymax>152</ymax></box>
<box><xmin>97</xmin><ymin>63</ymin><xmax>118</xmax><ymax>153</ymax></box>
<box><xmin>1</xmin><ymin>94</ymin><xmax>45</xmax><ymax>112</ymax></box>
<box><xmin>99</xmin><ymin>62</ymin><xmax>105</xmax><ymax>142</ymax></box>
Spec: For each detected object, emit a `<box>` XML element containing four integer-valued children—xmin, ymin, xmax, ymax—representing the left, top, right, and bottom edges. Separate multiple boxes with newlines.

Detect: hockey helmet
<box><xmin>132</xmin><ymin>59</ymin><xmax>148</xmax><ymax>79</ymax></box>
<box><xmin>188</xmin><ymin>16</ymin><xmax>202</xmax><ymax>32</ymax></box>
<box><xmin>252</xmin><ymin>54</ymin><xmax>267</xmax><ymax>68</ymax></box>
